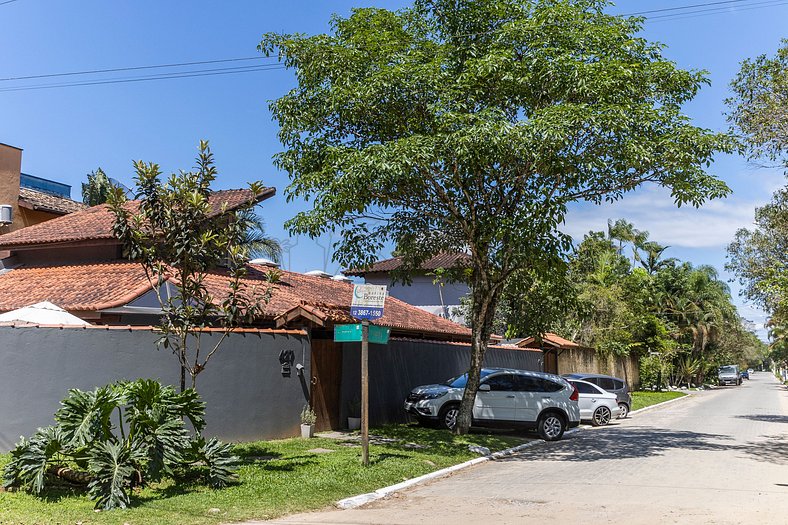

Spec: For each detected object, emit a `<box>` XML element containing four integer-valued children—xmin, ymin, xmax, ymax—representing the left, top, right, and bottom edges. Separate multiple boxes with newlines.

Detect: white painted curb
<box><xmin>335</xmin><ymin>392</ymin><xmax>694</xmax><ymax>510</ymax></box>
<box><xmin>335</xmin><ymin>427</ymin><xmax>581</xmax><ymax>510</ymax></box>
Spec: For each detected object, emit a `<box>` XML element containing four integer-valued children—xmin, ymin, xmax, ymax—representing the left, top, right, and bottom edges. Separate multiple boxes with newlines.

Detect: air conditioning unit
<box><xmin>0</xmin><ymin>205</ymin><xmax>12</xmax><ymax>225</ymax></box>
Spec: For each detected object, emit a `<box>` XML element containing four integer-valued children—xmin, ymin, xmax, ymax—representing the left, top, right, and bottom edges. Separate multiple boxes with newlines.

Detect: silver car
<box><xmin>566</xmin><ymin>379</ymin><xmax>621</xmax><ymax>426</ymax></box>
<box><xmin>404</xmin><ymin>368</ymin><xmax>581</xmax><ymax>441</ymax></box>
<box><xmin>563</xmin><ymin>373</ymin><xmax>632</xmax><ymax>419</ymax></box>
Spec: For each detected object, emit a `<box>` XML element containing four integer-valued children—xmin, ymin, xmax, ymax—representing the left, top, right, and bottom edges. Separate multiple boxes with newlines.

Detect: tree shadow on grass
<box><xmin>260</xmin><ymin>456</ymin><xmax>319</xmax><ymax>473</ymax></box>
<box><xmin>34</xmin><ymin>482</ymin><xmax>87</xmax><ymax>503</ymax></box>
<box><xmin>235</xmin><ymin>443</ymin><xmax>283</xmax><ymax>465</ymax></box>
<box><xmin>498</xmin><ymin>426</ymin><xmax>735</xmax><ymax>463</ymax></box>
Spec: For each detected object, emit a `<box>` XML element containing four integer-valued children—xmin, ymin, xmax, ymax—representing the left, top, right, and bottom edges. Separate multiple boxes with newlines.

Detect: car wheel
<box><xmin>617</xmin><ymin>402</ymin><xmax>629</xmax><ymax>419</ymax></box>
<box><xmin>438</xmin><ymin>403</ymin><xmax>460</xmax><ymax>431</ymax></box>
<box><xmin>592</xmin><ymin>406</ymin><xmax>612</xmax><ymax>426</ymax></box>
<box><xmin>537</xmin><ymin>412</ymin><xmax>565</xmax><ymax>441</ymax></box>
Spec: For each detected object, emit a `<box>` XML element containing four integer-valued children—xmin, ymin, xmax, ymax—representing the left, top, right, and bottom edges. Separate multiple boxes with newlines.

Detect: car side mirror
<box><xmin>478</xmin><ymin>383</ymin><xmax>491</xmax><ymax>392</ymax></box>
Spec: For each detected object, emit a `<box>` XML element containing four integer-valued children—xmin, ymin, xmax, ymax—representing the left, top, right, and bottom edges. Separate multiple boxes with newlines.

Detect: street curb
<box><xmin>628</xmin><ymin>391</ymin><xmax>693</xmax><ymax>416</ymax></box>
<box><xmin>335</xmin><ymin>393</ymin><xmax>695</xmax><ymax>510</ymax></box>
<box><xmin>335</xmin><ymin>427</ymin><xmax>582</xmax><ymax>510</ymax></box>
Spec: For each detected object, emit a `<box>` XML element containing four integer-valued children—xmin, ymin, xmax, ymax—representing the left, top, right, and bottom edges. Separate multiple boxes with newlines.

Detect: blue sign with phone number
<box><xmin>350</xmin><ymin>306</ymin><xmax>384</xmax><ymax>320</ymax></box>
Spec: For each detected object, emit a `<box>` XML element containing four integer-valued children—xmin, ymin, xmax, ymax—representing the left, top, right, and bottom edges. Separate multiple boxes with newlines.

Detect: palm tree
<box><xmin>236</xmin><ymin>209</ymin><xmax>282</xmax><ymax>263</ymax></box>
<box><xmin>81</xmin><ymin>168</ymin><xmax>114</xmax><ymax>206</ymax></box>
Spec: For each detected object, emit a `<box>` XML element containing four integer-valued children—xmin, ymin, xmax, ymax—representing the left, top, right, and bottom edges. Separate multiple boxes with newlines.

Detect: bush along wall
<box><xmin>2</xmin><ymin>379</ymin><xmax>238</xmax><ymax>510</ymax></box>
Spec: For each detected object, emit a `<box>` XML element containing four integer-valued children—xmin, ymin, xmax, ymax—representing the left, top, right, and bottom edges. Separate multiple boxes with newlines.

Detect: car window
<box><xmin>571</xmin><ymin>381</ymin><xmax>598</xmax><ymax>394</ymax></box>
<box><xmin>444</xmin><ymin>369</ymin><xmax>495</xmax><ymax>388</ymax></box>
<box><xmin>514</xmin><ymin>375</ymin><xmax>542</xmax><ymax>392</ymax></box>
<box><xmin>540</xmin><ymin>379</ymin><xmax>564</xmax><ymax>392</ymax></box>
<box><xmin>613</xmin><ymin>380</ymin><xmax>625</xmax><ymax>390</ymax></box>
<box><xmin>483</xmin><ymin>374</ymin><xmax>516</xmax><ymax>392</ymax></box>
<box><xmin>583</xmin><ymin>377</ymin><xmax>600</xmax><ymax>386</ymax></box>
<box><xmin>597</xmin><ymin>378</ymin><xmax>616</xmax><ymax>390</ymax></box>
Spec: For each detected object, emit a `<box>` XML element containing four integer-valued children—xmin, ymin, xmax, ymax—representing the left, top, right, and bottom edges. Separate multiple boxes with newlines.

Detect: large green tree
<box><xmin>726</xmin><ymin>39</ymin><xmax>788</xmax><ymax>167</ymax></box>
<box><xmin>261</xmin><ymin>0</ymin><xmax>731</xmax><ymax>434</ymax></box>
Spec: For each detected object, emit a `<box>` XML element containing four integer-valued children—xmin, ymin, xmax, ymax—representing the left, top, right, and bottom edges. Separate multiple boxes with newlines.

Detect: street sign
<box><xmin>334</xmin><ymin>324</ymin><xmax>390</xmax><ymax>344</ymax></box>
<box><xmin>350</xmin><ymin>284</ymin><xmax>387</xmax><ymax>320</ymax></box>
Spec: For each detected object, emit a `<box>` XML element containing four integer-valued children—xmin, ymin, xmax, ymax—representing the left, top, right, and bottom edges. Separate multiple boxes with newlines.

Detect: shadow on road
<box><xmin>741</xmin><ymin>434</ymin><xmax>788</xmax><ymax>466</ymax></box>
<box><xmin>737</xmin><ymin>415</ymin><xmax>788</xmax><ymax>424</ymax></box>
<box><xmin>497</xmin><ymin>426</ymin><xmax>734</xmax><ymax>463</ymax></box>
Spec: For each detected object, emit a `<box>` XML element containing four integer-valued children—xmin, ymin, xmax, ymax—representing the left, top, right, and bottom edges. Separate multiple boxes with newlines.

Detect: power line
<box><xmin>623</xmin><ymin>0</ymin><xmax>752</xmax><ymax>16</ymax></box>
<box><xmin>0</xmin><ymin>64</ymin><xmax>286</xmax><ymax>93</ymax></box>
<box><xmin>0</xmin><ymin>0</ymin><xmax>22</xmax><ymax>6</ymax></box>
<box><xmin>644</xmin><ymin>0</ymin><xmax>788</xmax><ymax>21</ymax></box>
<box><xmin>0</xmin><ymin>56</ymin><xmax>276</xmax><ymax>83</ymax></box>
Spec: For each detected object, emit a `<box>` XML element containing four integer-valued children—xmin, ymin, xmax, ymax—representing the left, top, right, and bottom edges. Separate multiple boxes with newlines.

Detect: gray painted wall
<box><xmin>339</xmin><ymin>339</ymin><xmax>543</xmax><ymax>426</ymax></box>
<box><xmin>0</xmin><ymin>327</ymin><xmax>310</xmax><ymax>451</ymax></box>
<box><xmin>364</xmin><ymin>273</ymin><xmax>469</xmax><ymax>307</ymax></box>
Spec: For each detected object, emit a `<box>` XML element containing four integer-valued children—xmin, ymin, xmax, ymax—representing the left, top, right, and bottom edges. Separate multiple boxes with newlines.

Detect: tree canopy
<box><xmin>726</xmin><ymin>38</ymin><xmax>788</xmax><ymax>166</ymax></box>
<box><xmin>262</xmin><ymin>0</ymin><xmax>732</xmax><ymax>433</ymax></box>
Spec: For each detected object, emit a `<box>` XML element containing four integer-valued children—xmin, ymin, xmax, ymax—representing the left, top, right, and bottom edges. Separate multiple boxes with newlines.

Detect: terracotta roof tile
<box><xmin>18</xmin><ymin>188</ymin><xmax>87</xmax><ymax>215</ymax></box>
<box><xmin>344</xmin><ymin>252</ymin><xmax>471</xmax><ymax>276</ymax></box>
<box><xmin>516</xmin><ymin>332</ymin><xmax>586</xmax><ymax>350</ymax></box>
<box><xmin>0</xmin><ymin>188</ymin><xmax>275</xmax><ymax>249</ymax></box>
<box><xmin>0</xmin><ymin>261</ymin><xmax>471</xmax><ymax>340</ymax></box>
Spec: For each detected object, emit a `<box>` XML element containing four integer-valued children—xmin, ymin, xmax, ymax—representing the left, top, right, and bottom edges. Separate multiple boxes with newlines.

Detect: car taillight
<box><xmin>569</xmin><ymin>385</ymin><xmax>579</xmax><ymax>402</ymax></box>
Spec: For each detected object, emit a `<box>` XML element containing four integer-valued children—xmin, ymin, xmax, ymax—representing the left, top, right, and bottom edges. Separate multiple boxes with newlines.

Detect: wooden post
<box><xmin>361</xmin><ymin>319</ymin><xmax>370</xmax><ymax>466</ymax></box>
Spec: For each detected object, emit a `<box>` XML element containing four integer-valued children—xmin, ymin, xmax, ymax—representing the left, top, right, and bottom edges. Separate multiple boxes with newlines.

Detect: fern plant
<box><xmin>3</xmin><ymin>379</ymin><xmax>238</xmax><ymax>510</ymax></box>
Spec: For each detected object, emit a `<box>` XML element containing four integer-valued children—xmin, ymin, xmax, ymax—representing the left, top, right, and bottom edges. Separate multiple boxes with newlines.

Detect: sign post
<box><xmin>350</xmin><ymin>284</ymin><xmax>387</xmax><ymax>466</ymax></box>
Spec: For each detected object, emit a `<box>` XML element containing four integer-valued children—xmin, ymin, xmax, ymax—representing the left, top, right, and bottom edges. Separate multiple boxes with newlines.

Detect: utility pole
<box><xmin>361</xmin><ymin>319</ymin><xmax>370</xmax><ymax>466</ymax></box>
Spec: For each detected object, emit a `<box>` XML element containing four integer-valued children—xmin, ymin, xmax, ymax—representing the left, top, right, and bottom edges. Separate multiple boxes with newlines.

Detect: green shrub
<box><xmin>2</xmin><ymin>379</ymin><xmax>237</xmax><ymax>510</ymax></box>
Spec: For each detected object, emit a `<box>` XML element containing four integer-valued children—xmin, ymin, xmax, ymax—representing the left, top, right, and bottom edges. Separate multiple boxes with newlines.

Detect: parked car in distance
<box><xmin>718</xmin><ymin>365</ymin><xmax>741</xmax><ymax>386</ymax></box>
<box><xmin>562</xmin><ymin>373</ymin><xmax>632</xmax><ymax>419</ymax></box>
<box><xmin>566</xmin><ymin>379</ymin><xmax>621</xmax><ymax>426</ymax></box>
<box><xmin>404</xmin><ymin>368</ymin><xmax>580</xmax><ymax>441</ymax></box>
<box><xmin>740</xmin><ymin>369</ymin><xmax>750</xmax><ymax>380</ymax></box>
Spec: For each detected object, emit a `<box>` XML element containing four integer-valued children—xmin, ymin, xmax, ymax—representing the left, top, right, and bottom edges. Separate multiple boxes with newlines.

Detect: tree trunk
<box><xmin>455</xmin><ymin>279</ymin><xmax>499</xmax><ymax>435</ymax></box>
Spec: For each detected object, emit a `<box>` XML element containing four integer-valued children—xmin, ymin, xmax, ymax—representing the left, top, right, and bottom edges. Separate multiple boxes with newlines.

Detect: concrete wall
<box><xmin>0</xmin><ymin>326</ymin><xmax>310</xmax><ymax>451</ymax></box>
<box><xmin>557</xmin><ymin>347</ymin><xmax>640</xmax><ymax>389</ymax></box>
<box><xmin>339</xmin><ymin>339</ymin><xmax>543</xmax><ymax>426</ymax></box>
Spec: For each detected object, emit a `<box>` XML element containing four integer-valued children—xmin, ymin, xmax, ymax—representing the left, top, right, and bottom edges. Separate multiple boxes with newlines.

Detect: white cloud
<box><xmin>562</xmin><ymin>186</ymin><xmax>766</xmax><ymax>249</ymax></box>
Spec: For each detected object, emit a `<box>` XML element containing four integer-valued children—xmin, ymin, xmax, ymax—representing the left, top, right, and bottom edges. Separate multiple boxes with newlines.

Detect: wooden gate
<box><xmin>543</xmin><ymin>349</ymin><xmax>558</xmax><ymax>375</ymax></box>
<box><xmin>310</xmin><ymin>339</ymin><xmax>343</xmax><ymax>431</ymax></box>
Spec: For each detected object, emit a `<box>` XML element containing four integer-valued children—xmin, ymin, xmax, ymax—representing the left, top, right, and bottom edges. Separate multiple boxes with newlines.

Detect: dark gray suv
<box><xmin>562</xmin><ymin>373</ymin><xmax>632</xmax><ymax>418</ymax></box>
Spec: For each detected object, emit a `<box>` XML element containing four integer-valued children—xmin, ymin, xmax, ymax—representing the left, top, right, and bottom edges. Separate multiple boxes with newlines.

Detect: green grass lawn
<box><xmin>631</xmin><ymin>390</ymin><xmax>686</xmax><ymax>411</ymax></box>
<box><xmin>0</xmin><ymin>424</ymin><xmax>527</xmax><ymax>525</ymax></box>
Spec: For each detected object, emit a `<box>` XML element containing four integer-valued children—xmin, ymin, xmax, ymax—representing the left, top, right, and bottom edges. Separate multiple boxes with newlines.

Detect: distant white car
<box><xmin>567</xmin><ymin>379</ymin><xmax>621</xmax><ymax>426</ymax></box>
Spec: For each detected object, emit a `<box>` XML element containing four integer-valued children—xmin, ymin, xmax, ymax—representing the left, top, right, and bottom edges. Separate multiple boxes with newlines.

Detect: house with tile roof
<box><xmin>0</xmin><ymin>143</ymin><xmax>86</xmax><ymax>259</ymax></box>
<box><xmin>345</xmin><ymin>253</ymin><xmax>471</xmax><ymax>325</ymax></box>
<box><xmin>0</xmin><ymin>190</ymin><xmax>547</xmax><ymax>432</ymax></box>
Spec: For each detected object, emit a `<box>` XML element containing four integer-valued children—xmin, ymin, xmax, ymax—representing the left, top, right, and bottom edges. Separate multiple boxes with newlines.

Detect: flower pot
<box><xmin>347</xmin><ymin>417</ymin><xmax>361</xmax><ymax>430</ymax></box>
<box><xmin>301</xmin><ymin>424</ymin><xmax>315</xmax><ymax>438</ymax></box>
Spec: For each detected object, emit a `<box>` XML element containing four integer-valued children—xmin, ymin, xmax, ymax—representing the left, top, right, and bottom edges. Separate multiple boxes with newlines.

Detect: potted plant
<box><xmin>300</xmin><ymin>404</ymin><xmax>317</xmax><ymax>438</ymax></box>
<box><xmin>347</xmin><ymin>397</ymin><xmax>361</xmax><ymax>430</ymax></box>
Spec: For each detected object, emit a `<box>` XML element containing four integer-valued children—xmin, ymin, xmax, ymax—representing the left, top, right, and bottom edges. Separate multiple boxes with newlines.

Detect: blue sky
<box><xmin>1</xmin><ymin>0</ymin><xmax>786</xmax><ymax>338</ymax></box>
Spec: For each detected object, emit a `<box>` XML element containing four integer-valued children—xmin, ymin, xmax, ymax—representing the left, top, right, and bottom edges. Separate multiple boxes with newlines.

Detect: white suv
<box><xmin>403</xmin><ymin>368</ymin><xmax>580</xmax><ymax>441</ymax></box>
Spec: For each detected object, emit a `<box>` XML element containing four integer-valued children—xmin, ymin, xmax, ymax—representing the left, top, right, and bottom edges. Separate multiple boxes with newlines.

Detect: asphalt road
<box><xmin>260</xmin><ymin>372</ymin><xmax>788</xmax><ymax>524</ymax></box>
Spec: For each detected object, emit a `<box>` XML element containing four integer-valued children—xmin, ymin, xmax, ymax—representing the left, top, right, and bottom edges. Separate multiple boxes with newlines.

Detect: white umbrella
<box><xmin>0</xmin><ymin>301</ymin><xmax>91</xmax><ymax>326</ymax></box>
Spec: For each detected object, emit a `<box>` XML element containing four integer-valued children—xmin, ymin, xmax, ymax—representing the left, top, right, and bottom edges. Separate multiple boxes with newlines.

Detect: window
<box><xmin>597</xmin><ymin>378</ymin><xmax>616</xmax><ymax>391</ymax></box>
<box><xmin>540</xmin><ymin>379</ymin><xmax>564</xmax><ymax>392</ymax></box>
<box><xmin>483</xmin><ymin>374</ymin><xmax>516</xmax><ymax>392</ymax></box>
<box><xmin>613</xmin><ymin>380</ymin><xmax>625</xmax><ymax>390</ymax></box>
<box><xmin>515</xmin><ymin>375</ymin><xmax>544</xmax><ymax>392</ymax></box>
<box><xmin>572</xmin><ymin>381</ymin><xmax>599</xmax><ymax>394</ymax></box>
<box><xmin>583</xmin><ymin>377</ymin><xmax>600</xmax><ymax>386</ymax></box>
